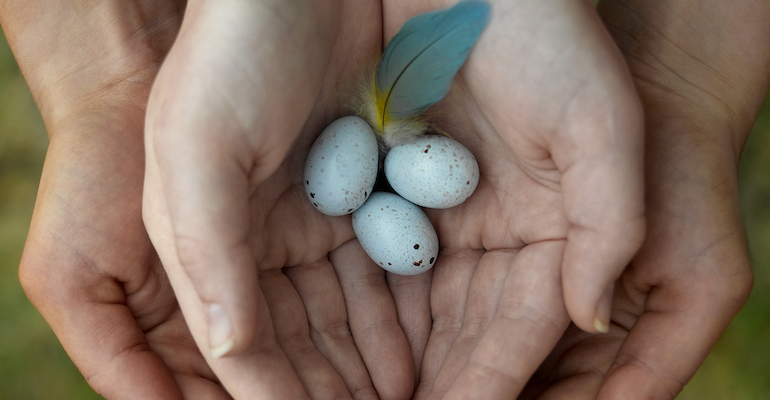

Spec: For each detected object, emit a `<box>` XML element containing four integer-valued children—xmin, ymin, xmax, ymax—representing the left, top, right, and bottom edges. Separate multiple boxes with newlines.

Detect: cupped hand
<box><xmin>379</xmin><ymin>0</ymin><xmax>646</xmax><ymax>398</ymax></box>
<box><xmin>7</xmin><ymin>1</ymin><xmax>224</xmax><ymax>398</ymax></box>
<box><xmin>521</xmin><ymin>1</ymin><xmax>770</xmax><ymax>399</ymax></box>
<box><xmin>143</xmin><ymin>0</ymin><xmax>418</xmax><ymax>398</ymax></box>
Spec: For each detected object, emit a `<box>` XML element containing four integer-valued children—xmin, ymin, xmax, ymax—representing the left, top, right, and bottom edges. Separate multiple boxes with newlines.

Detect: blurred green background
<box><xmin>1</xmin><ymin>27</ymin><xmax>769</xmax><ymax>400</ymax></box>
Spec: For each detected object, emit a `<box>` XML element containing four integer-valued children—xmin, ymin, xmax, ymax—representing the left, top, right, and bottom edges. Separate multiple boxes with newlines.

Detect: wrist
<box><xmin>599</xmin><ymin>0</ymin><xmax>770</xmax><ymax>164</ymax></box>
<box><xmin>1</xmin><ymin>1</ymin><xmax>181</xmax><ymax>138</ymax></box>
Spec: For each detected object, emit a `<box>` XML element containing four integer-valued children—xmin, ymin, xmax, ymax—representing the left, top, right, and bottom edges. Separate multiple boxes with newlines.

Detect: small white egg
<box><xmin>304</xmin><ymin>116</ymin><xmax>379</xmax><ymax>216</ymax></box>
<box><xmin>384</xmin><ymin>135</ymin><xmax>479</xmax><ymax>209</ymax></box>
<box><xmin>352</xmin><ymin>192</ymin><xmax>439</xmax><ymax>275</ymax></box>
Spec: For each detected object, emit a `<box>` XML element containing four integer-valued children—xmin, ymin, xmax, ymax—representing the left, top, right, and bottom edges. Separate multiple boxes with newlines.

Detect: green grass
<box><xmin>1</xmin><ymin>24</ymin><xmax>769</xmax><ymax>400</ymax></box>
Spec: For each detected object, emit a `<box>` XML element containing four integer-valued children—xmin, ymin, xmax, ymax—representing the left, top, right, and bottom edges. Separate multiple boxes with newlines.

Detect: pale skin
<box><xmin>7</xmin><ymin>0</ymin><xmax>766</xmax><ymax>399</ymax></box>
<box><xmin>518</xmin><ymin>1</ymin><xmax>770</xmax><ymax>398</ymax></box>
<box><xmin>144</xmin><ymin>0</ymin><xmax>644</xmax><ymax>399</ymax></box>
<box><xmin>379</xmin><ymin>1</ymin><xmax>645</xmax><ymax>398</ymax></box>
<box><xmin>144</xmin><ymin>1</ymin><xmax>419</xmax><ymax>398</ymax></box>
<box><xmin>10</xmin><ymin>1</ymin><xmax>419</xmax><ymax>398</ymax></box>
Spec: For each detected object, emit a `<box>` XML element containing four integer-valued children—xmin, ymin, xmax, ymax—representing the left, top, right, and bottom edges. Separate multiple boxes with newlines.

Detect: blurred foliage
<box><xmin>0</xmin><ymin>30</ymin><xmax>103</xmax><ymax>399</ymax></box>
<box><xmin>1</xmin><ymin>21</ymin><xmax>769</xmax><ymax>400</ymax></box>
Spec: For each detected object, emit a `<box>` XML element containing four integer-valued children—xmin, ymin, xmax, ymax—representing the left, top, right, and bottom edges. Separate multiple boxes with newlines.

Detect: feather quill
<box><xmin>357</xmin><ymin>0</ymin><xmax>491</xmax><ymax>150</ymax></box>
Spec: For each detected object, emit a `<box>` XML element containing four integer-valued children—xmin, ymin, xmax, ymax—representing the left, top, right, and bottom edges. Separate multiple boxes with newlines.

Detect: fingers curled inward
<box><xmin>520</xmin><ymin>322</ymin><xmax>625</xmax><ymax>400</ymax></box>
<box><xmin>597</xmin><ymin>271</ymin><xmax>752</xmax><ymax>399</ymax></box>
<box><xmin>173</xmin><ymin>373</ymin><xmax>232</xmax><ymax>400</ymax></box>
<box><xmin>386</xmin><ymin>270</ymin><xmax>432</xmax><ymax>384</ymax></box>
<box><xmin>421</xmin><ymin>249</ymin><xmax>514</xmax><ymax>399</ymax></box>
<box><xmin>331</xmin><ymin>239</ymin><xmax>415</xmax><ymax>400</ymax></box>
<box><xmin>18</xmin><ymin>244</ymin><xmax>184</xmax><ymax>400</ymax></box>
<box><xmin>260</xmin><ymin>270</ymin><xmax>352</xmax><ymax>399</ymax></box>
<box><xmin>442</xmin><ymin>241</ymin><xmax>570</xmax><ymax>400</ymax></box>
<box><xmin>284</xmin><ymin>259</ymin><xmax>380</xmax><ymax>400</ymax></box>
<box><xmin>144</xmin><ymin>145</ymin><xmax>309</xmax><ymax>399</ymax></box>
<box><xmin>414</xmin><ymin>249</ymin><xmax>482</xmax><ymax>399</ymax></box>
<box><xmin>532</xmin><ymin>374</ymin><xmax>603</xmax><ymax>400</ymax></box>
<box><xmin>556</xmin><ymin>87</ymin><xmax>645</xmax><ymax>334</ymax></box>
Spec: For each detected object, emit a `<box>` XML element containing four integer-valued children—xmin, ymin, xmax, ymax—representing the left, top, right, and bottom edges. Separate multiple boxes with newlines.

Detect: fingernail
<box><xmin>207</xmin><ymin>303</ymin><xmax>234</xmax><ymax>359</ymax></box>
<box><xmin>593</xmin><ymin>283</ymin><xmax>613</xmax><ymax>333</ymax></box>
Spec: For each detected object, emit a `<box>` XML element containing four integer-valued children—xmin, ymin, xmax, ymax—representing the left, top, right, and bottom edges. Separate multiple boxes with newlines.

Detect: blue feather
<box><xmin>376</xmin><ymin>0</ymin><xmax>491</xmax><ymax>119</ymax></box>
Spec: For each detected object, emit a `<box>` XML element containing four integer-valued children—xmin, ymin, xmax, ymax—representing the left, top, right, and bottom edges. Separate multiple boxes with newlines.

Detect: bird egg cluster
<box><xmin>304</xmin><ymin>116</ymin><xmax>479</xmax><ymax>275</ymax></box>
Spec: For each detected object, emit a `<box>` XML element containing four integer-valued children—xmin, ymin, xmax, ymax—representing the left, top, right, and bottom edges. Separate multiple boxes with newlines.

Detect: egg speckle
<box><xmin>384</xmin><ymin>135</ymin><xmax>479</xmax><ymax>209</ymax></box>
<box><xmin>352</xmin><ymin>192</ymin><xmax>439</xmax><ymax>275</ymax></box>
<box><xmin>304</xmin><ymin>116</ymin><xmax>379</xmax><ymax>216</ymax></box>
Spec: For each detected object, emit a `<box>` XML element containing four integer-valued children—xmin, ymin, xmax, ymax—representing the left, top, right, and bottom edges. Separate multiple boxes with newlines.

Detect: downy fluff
<box><xmin>355</xmin><ymin>0</ymin><xmax>491</xmax><ymax>150</ymax></box>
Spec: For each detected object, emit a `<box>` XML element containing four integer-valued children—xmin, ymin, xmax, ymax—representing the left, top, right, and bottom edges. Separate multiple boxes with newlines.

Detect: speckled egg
<box><xmin>352</xmin><ymin>192</ymin><xmax>439</xmax><ymax>276</ymax></box>
<box><xmin>304</xmin><ymin>116</ymin><xmax>379</xmax><ymax>216</ymax></box>
<box><xmin>384</xmin><ymin>135</ymin><xmax>479</xmax><ymax>209</ymax></box>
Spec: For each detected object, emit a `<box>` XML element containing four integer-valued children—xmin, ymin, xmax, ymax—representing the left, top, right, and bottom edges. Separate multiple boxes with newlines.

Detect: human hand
<box><xmin>4</xmin><ymin>1</ymin><xmax>226</xmax><ymax>398</ymax></box>
<box><xmin>520</xmin><ymin>1</ymin><xmax>770</xmax><ymax>398</ymax></box>
<box><xmin>143</xmin><ymin>0</ymin><xmax>419</xmax><ymax>398</ymax></box>
<box><xmin>377</xmin><ymin>0</ymin><xmax>646</xmax><ymax>398</ymax></box>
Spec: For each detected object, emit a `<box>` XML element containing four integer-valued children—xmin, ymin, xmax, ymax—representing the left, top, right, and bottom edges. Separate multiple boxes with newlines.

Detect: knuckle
<box><xmin>358</xmin><ymin>317</ymin><xmax>402</xmax><ymax>340</ymax></box>
<box><xmin>465</xmin><ymin>359</ymin><xmax>526</xmax><ymax>393</ymax></box>
<box><xmin>172</xmin><ymin>233</ymin><xmax>211</xmax><ymax>272</ymax></box>
<box><xmin>432</xmin><ymin>316</ymin><xmax>464</xmax><ymax>336</ymax></box>
<box><xmin>611</xmin><ymin>353</ymin><xmax>684</xmax><ymax>399</ymax></box>
<box><xmin>171</xmin><ymin>232</ymin><xmax>253</xmax><ymax>287</ymax></box>
<box><xmin>311</xmin><ymin>319</ymin><xmax>353</xmax><ymax>342</ymax></box>
<box><xmin>18</xmin><ymin>247</ymin><xmax>75</xmax><ymax>308</ymax></box>
<box><xmin>18</xmin><ymin>255</ymin><xmax>45</xmax><ymax>303</ymax></box>
<box><xmin>497</xmin><ymin>301</ymin><xmax>565</xmax><ymax>336</ymax></box>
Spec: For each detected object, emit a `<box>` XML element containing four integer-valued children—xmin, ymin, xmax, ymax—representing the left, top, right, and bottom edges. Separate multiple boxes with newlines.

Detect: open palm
<box><xmin>13</xmin><ymin>0</ymin><xmax>650</xmax><ymax>398</ymax></box>
<box><xmin>378</xmin><ymin>1</ymin><xmax>645</xmax><ymax>398</ymax></box>
<box><xmin>142</xmin><ymin>0</ymin><xmax>427</xmax><ymax>398</ymax></box>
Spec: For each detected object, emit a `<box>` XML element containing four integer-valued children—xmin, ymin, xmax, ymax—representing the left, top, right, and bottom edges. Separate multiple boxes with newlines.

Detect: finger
<box><xmin>283</xmin><ymin>259</ymin><xmax>380</xmax><ymax>400</ymax></box>
<box><xmin>330</xmin><ymin>239</ymin><xmax>415</xmax><ymax>400</ymax></box>
<box><xmin>533</xmin><ymin>375</ymin><xmax>602</xmax><ymax>400</ymax></box>
<box><xmin>597</xmin><ymin>248</ymin><xmax>752</xmax><ymax>398</ymax></box>
<box><xmin>173</xmin><ymin>374</ymin><xmax>231</xmax><ymax>400</ymax></box>
<box><xmin>144</xmin><ymin>153</ymin><xmax>309</xmax><ymax>399</ymax></box>
<box><xmin>556</xmin><ymin>84</ymin><xmax>646</xmax><ymax>333</ymax></box>
<box><xmin>144</xmin><ymin>309</ymin><xmax>229</xmax><ymax>398</ymax></box>
<box><xmin>214</xmin><ymin>288</ymin><xmax>311</xmax><ymax>399</ymax></box>
<box><xmin>460</xmin><ymin>0</ymin><xmax>646</xmax><ymax>334</ymax></box>
<box><xmin>414</xmin><ymin>249</ymin><xmax>482</xmax><ymax>399</ymax></box>
<box><xmin>144</xmin><ymin>0</ymin><xmax>332</xmax><ymax>358</ymax></box>
<box><xmin>421</xmin><ymin>249</ymin><xmax>510</xmax><ymax>399</ymax></box>
<box><xmin>19</xmin><ymin>252</ymin><xmax>184</xmax><ymax>400</ymax></box>
<box><xmin>440</xmin><ymin>241</ymin><xmax>570</xmax><ymax>399</ymax></box>
<box><xmin>598</xmin><ymin>285</ymin><xmax>746</xmax><ymax>399</ymax></box>
<box><xmin>151</xmin><ymin>139</ymin><xmax>257</xmax><ymax>359</ymax></box>
<box><xmin>546</xmin><ymin>28</ymin><xmax>646</xmax><ymax>333</ymax></box>
<box><xmin>260</xmin><ymin>270</ymin><xmax>353</xmax><ymax>399</ymax></box>
<box><xmin>146</xmin><ymin>107</ymin><xmax>257</xmax><ymax>360</ymax></box>
<box><xmin>520</xmin><ymin>323</ymin><xmax>624</xmax><ymax>400</ymax></box>
<box><xmin>386</xmin><ymin>268</ymin><xmax>432</xmax><ymax>383</ymax></box>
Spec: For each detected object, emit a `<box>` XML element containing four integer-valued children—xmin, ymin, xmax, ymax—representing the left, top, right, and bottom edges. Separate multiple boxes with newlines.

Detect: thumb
<box><xmin>151</xmin><ymin>143</ymin><xmax>258</xmax><ymax>360</ymax></box>
<box><xmin>557</xmin><ymin>87</ymin><xmax>646</xmax><ymax>334</ymax></box>
<box><xmin>144</xmin><ymin>84</ymin><xmax>260</xmax><ymax>358</ymax></box>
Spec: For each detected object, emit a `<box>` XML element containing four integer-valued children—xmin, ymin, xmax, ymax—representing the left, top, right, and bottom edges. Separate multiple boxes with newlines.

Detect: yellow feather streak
<box><xmin>353</xmin><ymin>64</ymin><xmax>429</xmax><ymax>151</ymax></box>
